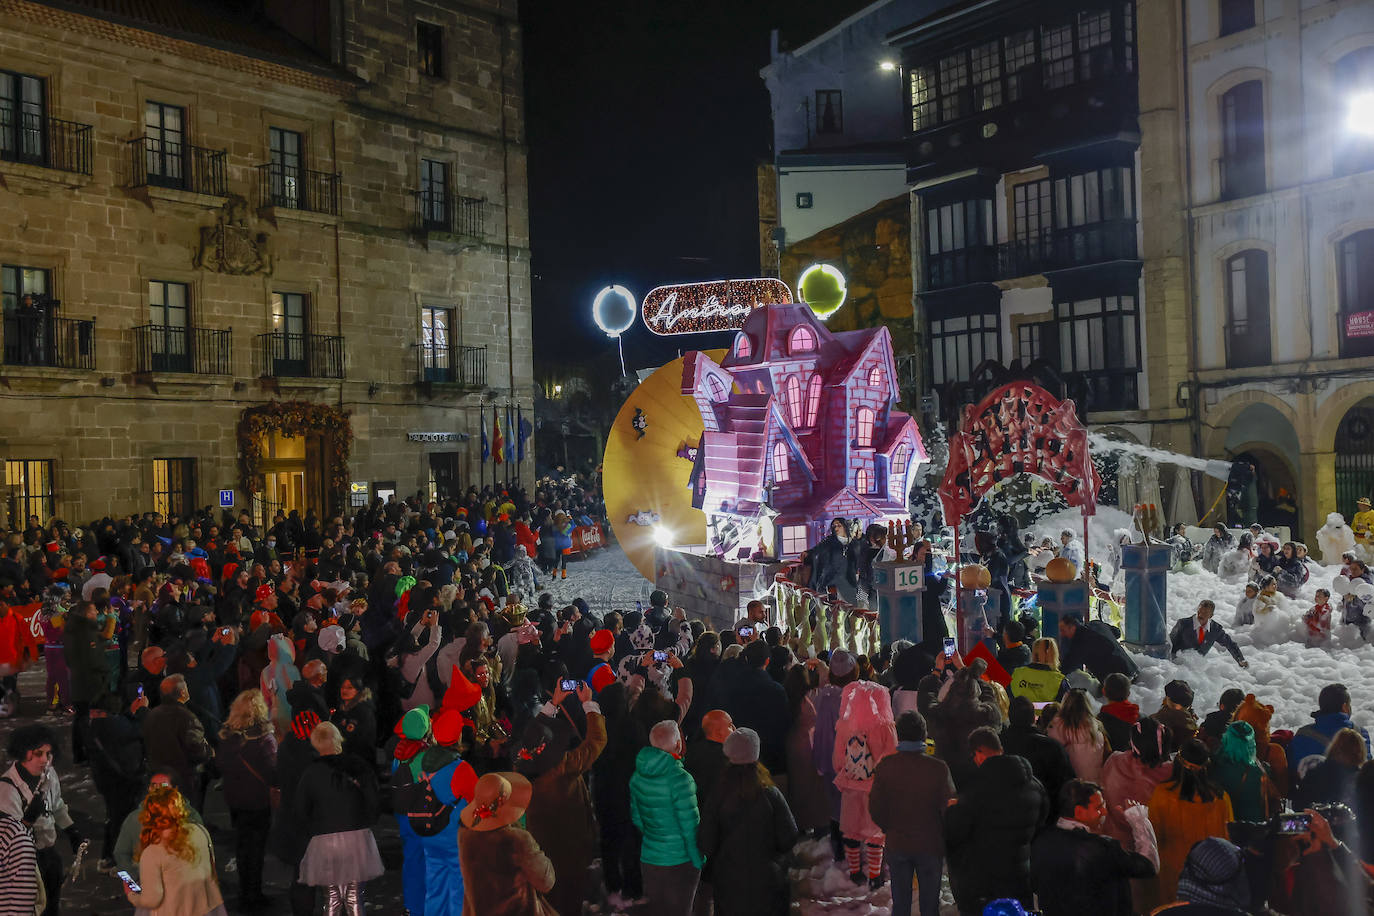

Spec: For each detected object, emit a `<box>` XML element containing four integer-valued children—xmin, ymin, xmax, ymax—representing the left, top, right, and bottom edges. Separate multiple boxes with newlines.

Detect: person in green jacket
<box><xmin>1209</xmin><ymin>721</ymin><xmax>1268</xmax><ymax>822</ymax></box>
<box><xmin>1009</xmin><ymin>637</ymin><xmax>1067</xmax><ymax>704</ymax></box>
<box><xmin>630</xmin><ymin>719</ymin><xmax>703</xmax><ymax>915</ymax></box>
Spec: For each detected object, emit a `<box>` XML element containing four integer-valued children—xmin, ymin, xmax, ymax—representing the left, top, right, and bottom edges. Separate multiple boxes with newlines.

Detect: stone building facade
<box><xmin>1181</xmin><ymin>0</ymin><xmax>1374</xmax><ymax>540</ymax></box>
<box><xmin>0</xmin><ymin>0</ymin><xmax>532</xmax><ymax>527</ymax></box>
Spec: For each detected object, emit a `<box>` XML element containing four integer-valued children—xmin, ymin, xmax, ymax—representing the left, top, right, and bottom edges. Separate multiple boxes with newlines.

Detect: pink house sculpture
<box><xmin>681</xmin><ymin>303</ymin><xmax>926</xmax><ymax>559</ymax></box>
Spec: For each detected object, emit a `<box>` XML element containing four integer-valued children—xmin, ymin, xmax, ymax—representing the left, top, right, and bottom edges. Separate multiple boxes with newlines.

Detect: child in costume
<box><xmin>831</xmin><ymin>679</ymin><xmax>897</xmax><ymax>889</ymax></box>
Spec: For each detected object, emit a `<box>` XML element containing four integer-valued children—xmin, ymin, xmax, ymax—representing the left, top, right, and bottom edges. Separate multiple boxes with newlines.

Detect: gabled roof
<box><xmin>722</xmin><ymin>303</ymin><xmax>838</xmax><ymax>368</ymax></box>
<box><xmin>876</xmin><ymin>411</ymin><xmax>926</xmax><ymax>460</ymax></box>
<box><xmin>828</xmin><ymin>325</ymin><xmax>899</xmax><ymax>402</ymax></box>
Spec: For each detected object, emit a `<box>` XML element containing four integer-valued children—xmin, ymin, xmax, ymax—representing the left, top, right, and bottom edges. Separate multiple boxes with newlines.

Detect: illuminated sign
<box><xmin>798</xmin><ymin>263</ymin><xmax>847</xmax><ymax>320</ymax></box>
<box><xmin>593</xmin><ymin>285</ymin><xmax>637</xmax><ymax>338</ymax></box>
<box><xmin>641</xmin><ymin>278</ymin><xmax>793</xmax><ymax>336</ymax></box>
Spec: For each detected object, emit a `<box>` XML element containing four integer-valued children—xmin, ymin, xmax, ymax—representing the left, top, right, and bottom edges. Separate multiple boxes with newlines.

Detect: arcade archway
<box><xmin>1336</xmin><ymin>399</ymin><xmax>1374</xmax><ymax>519</ymax></box>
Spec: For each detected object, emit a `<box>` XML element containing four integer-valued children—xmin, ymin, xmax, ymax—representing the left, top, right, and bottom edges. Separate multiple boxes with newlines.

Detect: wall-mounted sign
<box><xmin>407</xmin><ymin>432</ymin><xmax>466</xmax><ymax>442</ymax></box>
<box><xmin>350</xmin><ymin>481</ymin><xmax>369</xmax><ymax>494</ymax></box>
<box><xmin>641</xmin><ymin>278</ymin><xmax>793</xmax><ymax>336</ymax></box>
<box><xmin>1346</xmin><ymin>310</ymin><xmax>1374</xmax><ymax>339</ymax></box>
<box><xmin>219</xmin><ymin>489</ymin><xmax>234</xmax><ymax>508</ymax></box>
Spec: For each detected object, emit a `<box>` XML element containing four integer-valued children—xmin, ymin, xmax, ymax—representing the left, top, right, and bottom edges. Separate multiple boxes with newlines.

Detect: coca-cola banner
<box><xmin>1346</xmin><ymin>310</ymin><xmax>1374</xmax><ymax>339</ymax></box>
<box><xmin>641</xmin><ymin>278</ymin><xmax>793</xmax><ymax>336</ymax></box>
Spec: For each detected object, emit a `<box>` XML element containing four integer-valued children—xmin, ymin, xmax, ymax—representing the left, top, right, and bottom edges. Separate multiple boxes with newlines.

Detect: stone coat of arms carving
<box><xmin>194</xmin><ymin>195</ymin><xmax>274</xmax><ymax>275</ymax></box>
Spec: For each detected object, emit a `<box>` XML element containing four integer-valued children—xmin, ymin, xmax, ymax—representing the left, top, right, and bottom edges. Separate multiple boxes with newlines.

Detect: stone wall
<box><xmin>0</xmin><ymin>0</ymin><xmax>533</xmax><ymax>525</ymax></box>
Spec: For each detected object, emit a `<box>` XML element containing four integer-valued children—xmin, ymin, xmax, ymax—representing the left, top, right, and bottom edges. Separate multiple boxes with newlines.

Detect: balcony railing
<box><xmin>256</xmin><ymin>163</ymin><xmax>340</xmax><ymax>215</ymax></box>
<box><xmin>415</xmin><ymin>191</ymin><xmax>486</xmax><ymax>239</ymax></box>
<box><xmin>417</xmin><ymin>342</ymin><xmax>486</xmax><ymax>388</ymax></box>
<box><xmin>996</xmin><ymin>221</ymin><xmax>1138</xmax><ymax>279</ymax></box>
<box><xmin>926</xmin><ymin>246</ymin><xmax>997</xmax><ymax>289</ymax></box>
<box><xmin>132</xmin><ymin>324</ymin><xmax>232</xmax><ymax>375</ymax></box>
<box><xmin>255</xmin><ymin>332</ymin><xmax>345</xmax><ymax>379</ymax></box>
<box><xmin>0</xmin><ymin>111</ymin><xmax>92</xmax><ymax>175</ymax></box>
<box><xmin>2</xmin><ymin>314</ymin><xmax>95</xmax><ymax>369</ymax></box>
<box><xmin>1064</xmin><ymin>369</ymin><xmax>1138</xmax><ymax>413</ymax></box>
<box><xmin>127</xmin><ymin>137</ymin><xmax>228</xmax><ymax>196</ymax></box>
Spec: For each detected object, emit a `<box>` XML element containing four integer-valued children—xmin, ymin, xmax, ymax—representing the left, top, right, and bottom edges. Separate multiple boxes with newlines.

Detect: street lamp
<box><xmin>879</xmin><ymin>60</ymin><xmax>898</xmax><ymax>72</ymax></box>
<box><xmin>552</xmin><ymin>383</ymin><xmax>563</xmax><ymax>397</ymax></box>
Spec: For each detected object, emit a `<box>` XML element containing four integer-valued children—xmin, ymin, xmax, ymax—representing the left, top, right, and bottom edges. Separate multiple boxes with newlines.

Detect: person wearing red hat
<box><xmin>585</xmin><ymin>629</ymin><xmax>618</xmax><ymax>695</ymax></box>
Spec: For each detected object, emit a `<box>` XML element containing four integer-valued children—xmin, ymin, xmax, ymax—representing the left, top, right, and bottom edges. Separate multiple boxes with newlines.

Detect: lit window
<box><xmin>856</xmin><ymin>468</ymin><xmax>871</xmax><ymax>493</ymax></box>
<box><xmin>735</xmin><ymin>333</ymin><xmax>753</xmax><ymax>358</ymax></box>
<box><xmin>707</xmin><ymin>375</ymin><xmax>728</xmax><ymax>402</ymax></box>
<box><xmin>856</xmin><ymin>407</ymin><xmax>875</xmax><ymax>447</ymax></box>
<box><xmin>773</xmin><ymin>441</ymin><xmax>790</xmax><ymax>483</ymax></box>
<box><xmin>785</xmin><ymin>376</ymin><xmax>802</xmax><ymax>426</ymax></box>
<box><xmin>781</xmin><ymin>524</ymin><xmax>809</xmax><ymax>556</ymax></box>
<box><xmin>755</xmin><ymin>380</ymin><xmax>766</xmax><ymax>394</ymax></box>
<box><xmin>789</xmin><ymin>325</ymin><xmax>816</xmax><ymax>353</ymax></box>
<box><xmin>804</xmin><ymin>374</ymin><xmax>822</xmax><ymax>426</ymax></box>
<box><xmin>5</xmin><ymin>458</ymin><xmax>54</xmax><ymax>524</ymax></box>
<box><xmin>867</xmin><ymin>365</ymin><xmax>882</xmax><ymax>386</ymax></box>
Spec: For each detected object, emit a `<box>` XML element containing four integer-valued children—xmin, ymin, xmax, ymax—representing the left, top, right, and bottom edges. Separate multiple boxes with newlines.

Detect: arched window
<box><xmin>1335</xmin><ymin>49</ymin><xmax>1374</xmax><ymax>176</ymax></box>
<box><xmin>707</xmin><ymin>374</ymin><xmax>728</xmax><ymax>402</ymax></box>
<box><xmin>735</xmin><ymin>333</ymin><xmax>753</xmax><ymax>358</ymax></box>
<box><xmin>789</xmin><ymin>325</ymin><xmax>817</xmax><ymax>354</ymax></box>
<box><xmin>1339</xmin><ymin>229</ymin><xmax>1374</xmax><ymax>359</ymax></box>
<box><xmin>1225</xmin><ymin>250</ymin><xmax>1269</xmax><ymax>368</ymax></box>
<box><xmin>784</xmin><ymin>376</ymin><xmax>802</xmax><ymax>426</ymax></box>
<box><xmin>891</xmin><ymin>444</ymin><xmax>910</xmax><ymax>480</ymax></box>
<box><xmin>867</xmin><ymin>365</ymin><xmax>883</xmax><ymax>386</ymax></box>
<box><xmin>773</xmin><ymin>441</ymin><xmax>790</xmax><ymax>483</ymax></box>
<box><xmin>804</xmin><ymin>373</ymin><xmax>822</xmax><ymax>426</ymax></box>
<box><xmin>755</xmin><ymin>380</ymin><xmax>766</xmax><ymax>394</ymax></box>
<box><xmin>855</xmin><ymin>407</ymin><xmax>875</xmax><ymax>447</ymax></box>
<box><xmin>1220</xmin><ymin>81</ymin><xmax>1265</xmax><ymax>199</ymax></box>
<box><xmin>856</xmin><ymin>468</ymin><xmax>871</xmax><ymax>493</ymax></box>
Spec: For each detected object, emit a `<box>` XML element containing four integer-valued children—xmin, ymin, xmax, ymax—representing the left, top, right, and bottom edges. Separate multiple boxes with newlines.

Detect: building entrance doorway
<box><xmin>256</xmin><ymin>430</ymin><xmax>324</xmax><ymax>523</ymax></box>
<box><xmin>428</xmin><ymin>452</ymin><xmax>463</xmax><ymax>501</ymax></box>
<box><xmin>1336</xmin><ymin>400</ymin><xmax>1374</xmax><ymax>520</ymax></box>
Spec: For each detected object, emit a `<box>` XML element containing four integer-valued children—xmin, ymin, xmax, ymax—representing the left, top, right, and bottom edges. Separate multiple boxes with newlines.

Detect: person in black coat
<box><xmin>88</xmin><ymin>694</ymin><xmax>146</xmax><ymax>865</ymax></box>
<box><xmin>944</xmin><ymin>727</ymin><xmax>1048</xmax><ymax>915</ymax></box>
<box><xmin>271</xmin><ymin>710</ymin><xmax>320</xmax><ymax>916</ymax></box>
<box><xmin>808</xmin><ymin>519</ymin><xmax>855</xmax><ymax>593</ymax></box>
<box><xmin>1030</xmin><ymin>778</ymin><xmax>1158</xmax><ymax>916</ymax></box>
<box><xmin>1000</xmin><ymin>696</ymin><xmax>1074</xmax><ymax>825</ymax></box>
<box><xmin>294</xmin><ymin>722</ymin><xmax>383</xmax><ymax>913</ymax></box>
<box><xmin>1059</xmin><ymin>615</ymin><xmax>1139</xmax><ymax>682</ymax></box>
<box><xmin>331</xmin><ymin>679</ymin><xmax>377</xmax><ymax>769</ymax></box>
<box><xmin>712</xmin><ymin>641</ymin><xmax>790</xmax><ymax>774</ymax></box>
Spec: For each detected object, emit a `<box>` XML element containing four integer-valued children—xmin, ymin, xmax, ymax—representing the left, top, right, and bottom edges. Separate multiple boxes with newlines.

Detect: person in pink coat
<box><xmin>1099</xmin><ymin>717</ymin><xmax>1174</xmax><ymax>852</ymax></box>
<box><xmin>832</xmin><ymin>679</ymin><xmax>897</xmax><ymax>889</ymax></box>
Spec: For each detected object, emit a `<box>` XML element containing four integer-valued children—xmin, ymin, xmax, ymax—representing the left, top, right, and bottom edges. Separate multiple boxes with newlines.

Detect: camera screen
<box><xmin>1277</xmin><ymin>814</ymin><xmax>1311</xmax><ymax>834</ymax></box>
<box><xmin>943</xmin><ymin>638</ymin><xmax>957</xmax><ymax>656</ymax></box>
<box><xmin>560</xmin><ymin>679</ymin><xmax>579</xmax><ymax>692</ymax></box>
<box><xmin>653</xmin><ymin>650</ymin><xmax>667</xmax><ymax>662</ymax></box>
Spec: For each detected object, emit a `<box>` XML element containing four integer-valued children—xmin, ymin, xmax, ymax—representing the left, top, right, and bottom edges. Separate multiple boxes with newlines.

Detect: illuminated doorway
<box><xmin>258</xmin><ymin>430</ymin><xmax>323</xmax><ymax>519</ymax></box>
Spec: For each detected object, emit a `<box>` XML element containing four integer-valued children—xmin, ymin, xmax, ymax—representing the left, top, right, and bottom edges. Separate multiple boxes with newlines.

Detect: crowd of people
<box><xmin>0</xmin><ymin>489</ymin><xmax>1370</xmax><ymax>916</ymax></box>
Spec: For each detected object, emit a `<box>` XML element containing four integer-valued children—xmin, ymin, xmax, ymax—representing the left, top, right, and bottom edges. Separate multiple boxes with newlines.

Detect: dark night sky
<box><xmin>519</xmin><ymin>0</ymin><xmax>865</xmax><ymax>372</ymax></box>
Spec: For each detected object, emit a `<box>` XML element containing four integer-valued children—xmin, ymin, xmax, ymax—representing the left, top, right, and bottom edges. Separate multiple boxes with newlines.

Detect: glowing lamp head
<box><xmin>1348</xmin><ymin>92</ymin><xmax>1374</xmax><ymax>136</ymax></box>
<box><xmin>797</xmin><ymin>264</ymin><xmax>847</xmax><ymax>320</ymax></box>
<box><xmin>879</xmin><ymin>60</ymin><xmax>898</xmax><ymax>72</ymax></box>
<box><xmin>652</xmin><ymin>525</ymin><xmax>675</xmax><ymax>548</ymax></box>
<box><xmin>593</xmin><ymin>285</ymin><xmax>637</xmax><ymax>338</ymax></box>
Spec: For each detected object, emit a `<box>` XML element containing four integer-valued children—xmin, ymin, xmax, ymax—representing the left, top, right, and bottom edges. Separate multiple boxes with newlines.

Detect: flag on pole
<box><xmin>505</xmin><ymin>406</ymin><xmax>516</xmax><ymax>464</ymax></box>
<box><xmin>517</xmin><ymin>407</ymin><xmax>530</xmax><ymax>462</ymax></box>
<box><xmin>480</xmin><ymin>405</ymin><xmax>489</xmax><ymax>462</ymax></box>
<box><xmin>500</xmin><ymin>409</ymin><xmax>511</xmax><ymax>466</ymax></box>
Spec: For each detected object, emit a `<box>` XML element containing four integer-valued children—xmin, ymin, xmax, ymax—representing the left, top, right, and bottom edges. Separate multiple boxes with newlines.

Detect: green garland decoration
<box><xmin>237</xmin><ymin>400</ymin><xmax>352</xmax><ymax>511</ymax></box>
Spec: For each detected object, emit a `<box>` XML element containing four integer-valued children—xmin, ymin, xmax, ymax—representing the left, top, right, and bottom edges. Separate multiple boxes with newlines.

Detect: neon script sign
<box><xmin>641</xmin><ymin>278</ymin><xmax>793</xmax><ymax>336</ymax></box>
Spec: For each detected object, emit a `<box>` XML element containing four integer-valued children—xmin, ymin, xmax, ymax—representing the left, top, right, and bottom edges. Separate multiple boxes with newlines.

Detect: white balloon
<box><xmin>1333</xmin><ymin>575</ymin><xmax>1353</xmax><ymax>597</ymax></box>
<box><xmin>1354</xmin><ymin>580</ymin><xmax>1374</xmax><ymax>599</ymax></box>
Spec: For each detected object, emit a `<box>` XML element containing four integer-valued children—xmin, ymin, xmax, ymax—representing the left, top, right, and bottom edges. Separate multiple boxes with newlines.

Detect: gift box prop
<box><xmin>1121</xmin><ymin>543</ymin><xmax>1170</xmax><ymax>656</ymax></box>
<box><xmin>938</xmin><ymin>381</ymin><xmax>1102</xmax><ymax>655</ymax></box>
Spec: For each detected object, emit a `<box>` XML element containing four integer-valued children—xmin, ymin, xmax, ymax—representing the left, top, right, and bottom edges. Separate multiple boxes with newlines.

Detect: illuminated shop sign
<box><xmin>641</xmin><ymin>278</ymin><xmax>793</xmax><ymax>336</ymax></box>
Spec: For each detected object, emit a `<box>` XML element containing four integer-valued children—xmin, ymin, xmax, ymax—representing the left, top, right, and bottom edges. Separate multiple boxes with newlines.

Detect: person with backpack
<box><xmin>392</xmin><ymin>671</ymin><xmax>480</xmax><ymax>916</ymax></box>
<box><xmin>388</xmin><ymin>706</ymin><xmax>433</xmax><ymax>916</ymax></box>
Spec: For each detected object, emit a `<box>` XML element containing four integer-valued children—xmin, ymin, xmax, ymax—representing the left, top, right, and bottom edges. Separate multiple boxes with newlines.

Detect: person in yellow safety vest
<box><xmin>1009</xmin><ymin>637</ymin><xmax>1067</xmax><ymax>704</ymax></box>
<box><xmin>1352</xmin><ymin>497</ymin><xmax>1374</xmax><ymax>547</ymax></box>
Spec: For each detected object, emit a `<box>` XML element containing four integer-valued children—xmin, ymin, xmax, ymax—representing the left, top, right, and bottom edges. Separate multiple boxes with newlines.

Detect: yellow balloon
<box><xmin>602</xmin><ymin>350</ymin><xmax>728</xmax><ymax>581</ymax></box>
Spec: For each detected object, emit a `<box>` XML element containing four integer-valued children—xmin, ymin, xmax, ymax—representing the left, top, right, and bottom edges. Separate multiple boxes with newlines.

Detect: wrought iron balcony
<box><xmin>414</xmin><ymin>191</ymin><xmax>486</xmax><ymax>240</ymax></box>
<box><xmin>255</xmin><ymin>332</ymin><xmax>345</xmax><ymax>379</ymax></box>
<box><xmin>2</xmin><ymin>314</ymin><xmax>95</xmax><ymax>369</ymax></box>
<box><xmin>127</xmin><ymin>137</ymin><xmax>228</xmax><ymax>196</ymax></box>
<box><xmin>416</xmin><ymin>341</ymin><xmax>486</xmax><ymax>388</ymax></box>
<box><xmin>132</xmin><ymin>324</ymin><xmax>232</xmax><ymax>375</ymax></box>
<box><xmin>0</xmin><ymin>111</ymin><xmax>92</xmax><ymax>175</ymax></box>
<box><xmin>255</xmin><ymin>163</ymin><xmax>340</xmax><ymax>215</ymax></box>
<box><xmin>1063</xmin><ymin>369</ymin><xmax>1138</xmax><ymax>413</ymax></box>
<box><xmin>996</xmin><ymin>221</ymin><xmax>1138</xmax><ymax>279</ymax></box>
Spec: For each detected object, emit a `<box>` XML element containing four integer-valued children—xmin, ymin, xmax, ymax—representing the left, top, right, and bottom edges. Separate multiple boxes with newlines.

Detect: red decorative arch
<box><xmin>938</xmin><ymin>382</ymin><xmax>1099</xmax><ymax>522</ymax></box>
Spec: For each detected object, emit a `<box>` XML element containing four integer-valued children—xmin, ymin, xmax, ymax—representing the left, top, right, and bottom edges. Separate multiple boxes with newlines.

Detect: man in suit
<box><xmin>1169</xmin><ymin>600</ymin><xmax>1248</xmax><ymax>668</ymax></box>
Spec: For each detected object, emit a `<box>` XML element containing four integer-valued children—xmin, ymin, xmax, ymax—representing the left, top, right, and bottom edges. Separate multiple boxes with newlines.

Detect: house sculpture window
<box><xmin>804</xmin><ymin>374</ymin><xmax>822</xmax><ymax>426</ymax></box>
<box><xmin>781</xmin><ymin>525</ymin><xmax>809</xmax><ymax>556</ymax></box>
<box><xmin>773</xmin><ymin>441</ymin><xmax>790</xmax><ymax>483</ymax></box>
<box><xmin>856</xmin><ymin>468</ymin><xmax>871</xmax><ymax>494</ymax></box>
<box><xmin>785</xmin><ymin>376</ymin><xmax>803</xmax><ymax>426</ymax></box>
<box><xmin>735</xmin><ymin>333</ymin><xmax>752</xmax><ymax>358</ymax></box>
<box><xmin>707</xmin><ymin>375</ymin><xmax>728</xmax><ymax>402</ymax></box>
<box><xmin>867</xmin><ymin>365</ymin><xmax>882</xmax><ymax>386</ymax></box>
<box><xmin>789</xmin><ymin>325</ymin><xmax>816</xmax><ymax>354</ymax></box>
<box><xmin>856</xmin><ymin>407</ymin><xmax>875</xmax><ymax>447</ymax></box>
